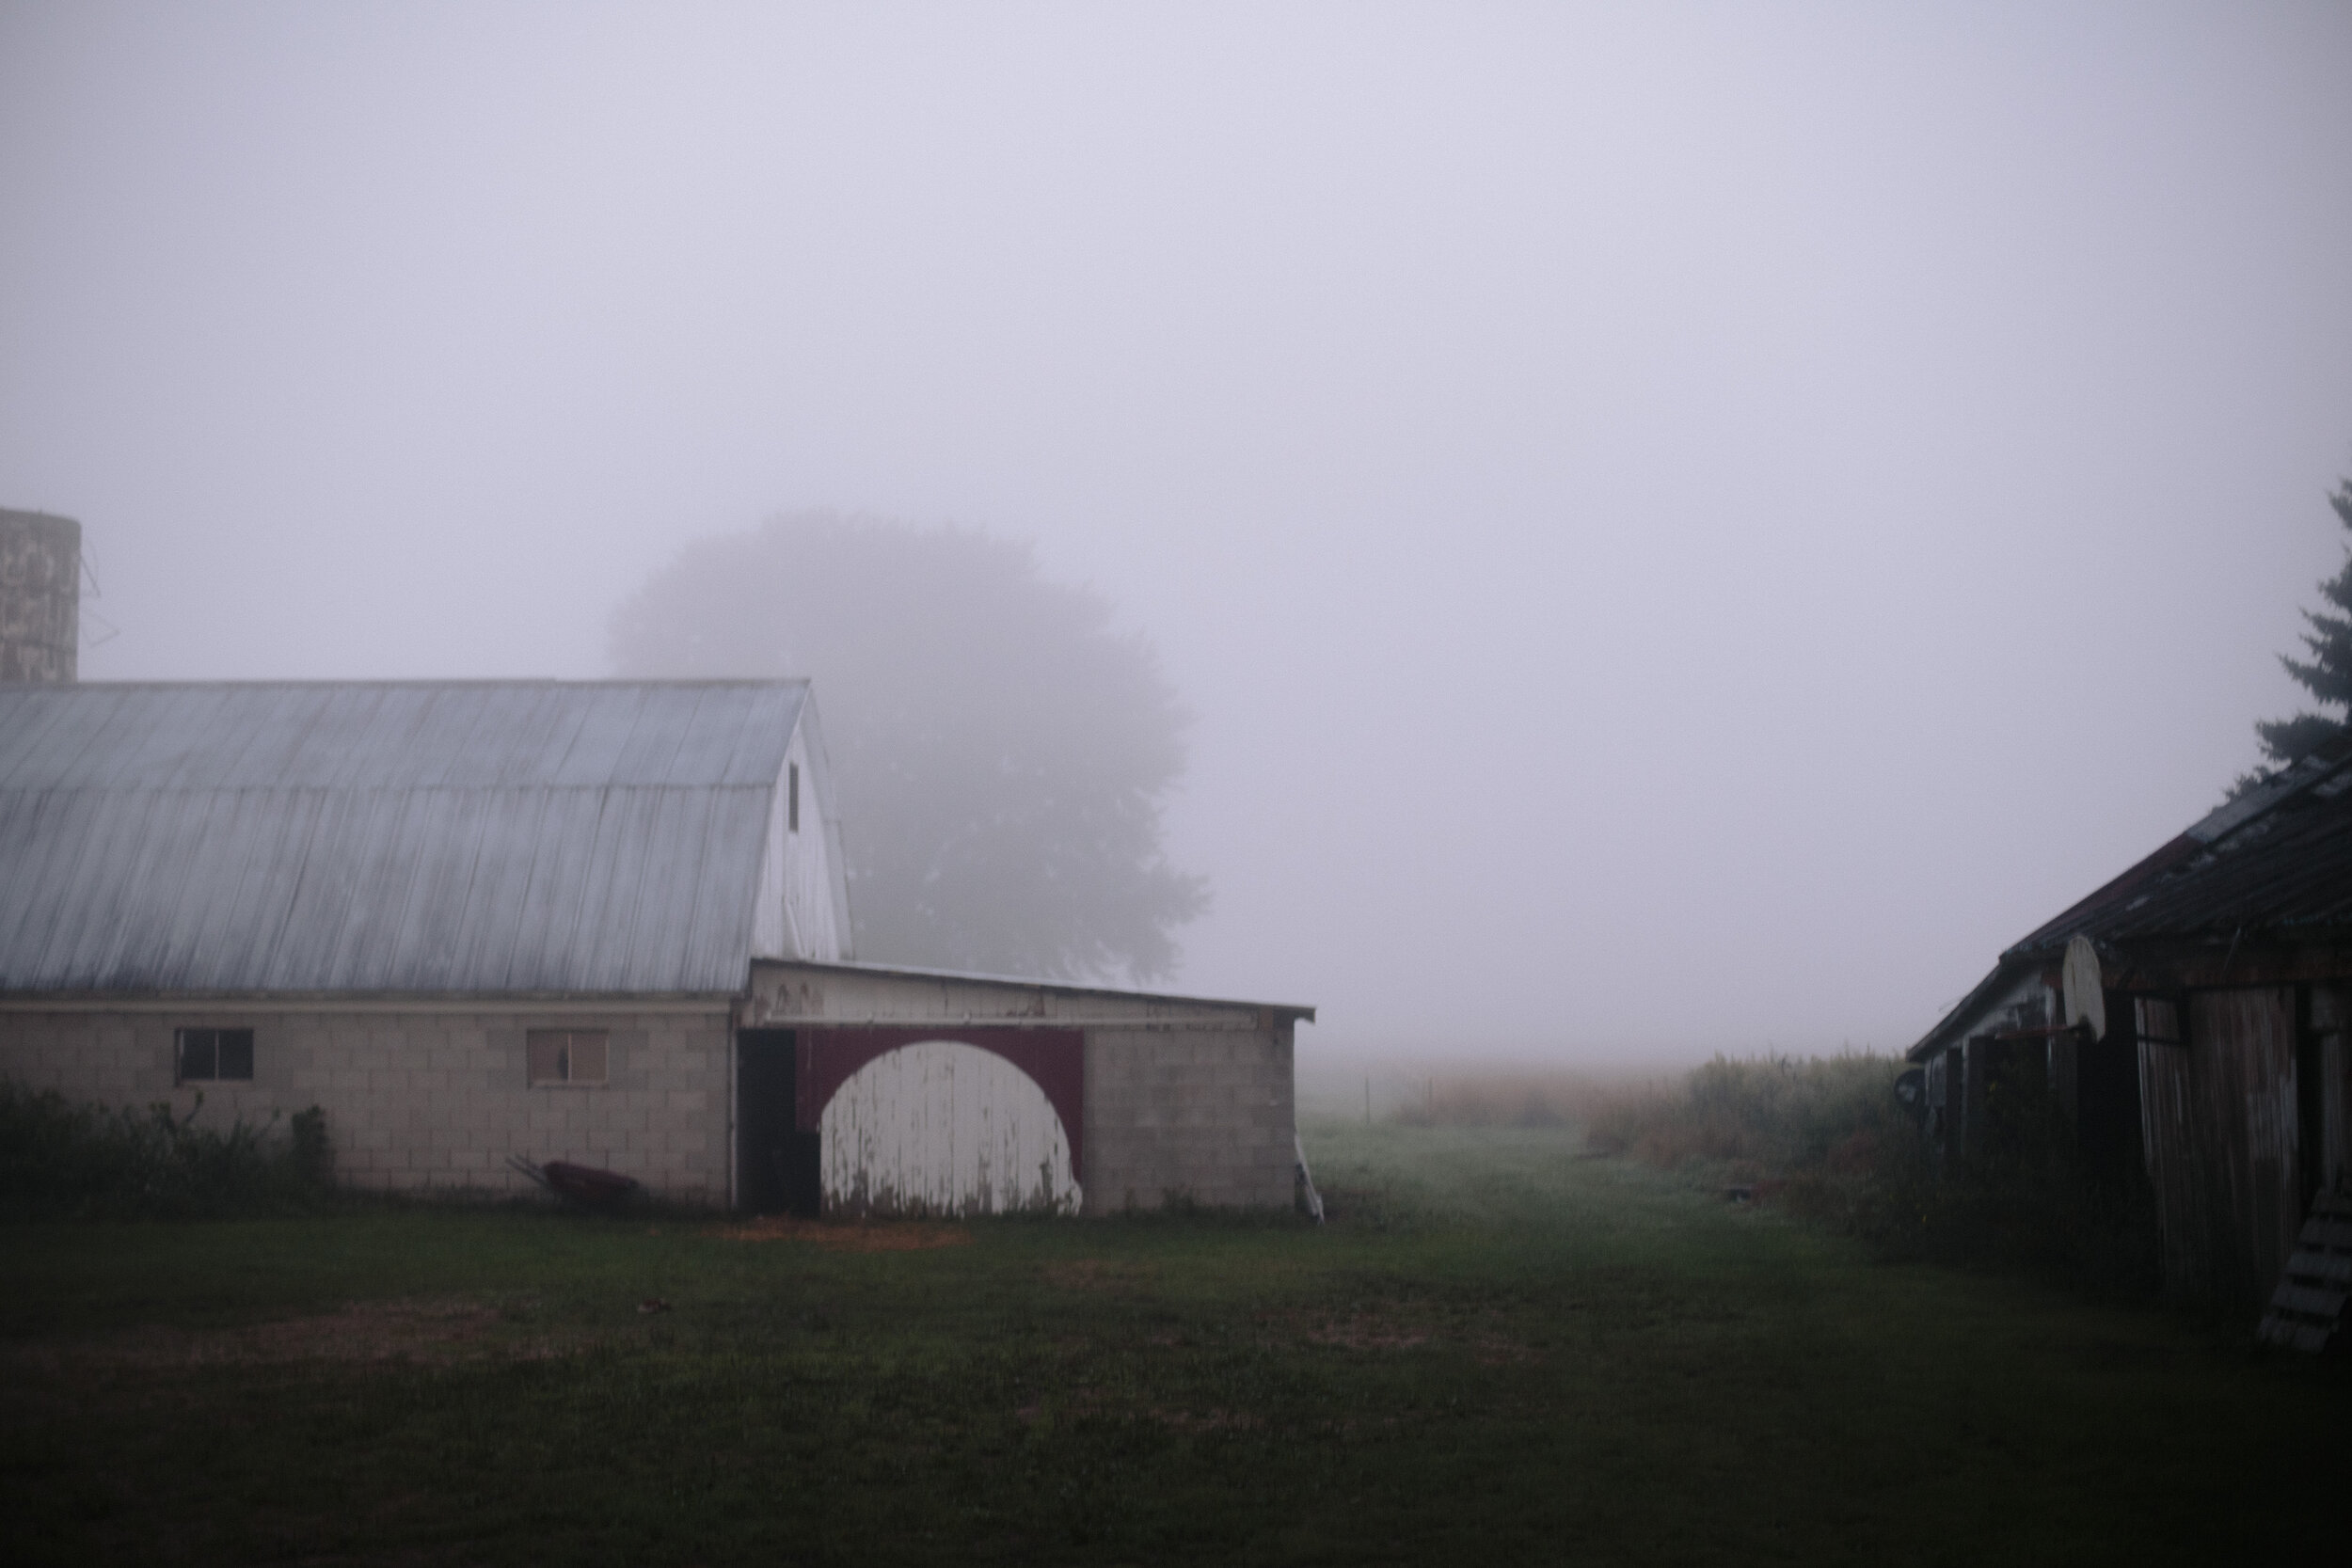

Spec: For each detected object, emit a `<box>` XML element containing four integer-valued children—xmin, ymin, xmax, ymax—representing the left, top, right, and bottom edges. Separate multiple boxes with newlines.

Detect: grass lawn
<box><xmin>3</xmin><ymin>1120</ymin><xmax>2344</xmax><ymax>1565</ymax></box>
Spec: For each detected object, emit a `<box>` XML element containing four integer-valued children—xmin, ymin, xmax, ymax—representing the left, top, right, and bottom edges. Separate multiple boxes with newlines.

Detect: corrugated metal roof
<box><xmin>1910</xmin><ymin>733</ymin><xmax>2352</xmax><ymax>1058</ymax></box>
<box><xmin>2002</xmin><ymin>733</ymin><xmax>2352</xmax><ymax>958</ymax></box>
<box><xmin>0</xmin><ymin>682</ymin><xmax>807</xmax><ymax>996</ymax></box>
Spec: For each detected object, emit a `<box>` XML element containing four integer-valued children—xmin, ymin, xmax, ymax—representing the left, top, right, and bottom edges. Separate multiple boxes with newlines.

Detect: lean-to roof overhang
<box><xmin>746</xmin><ymin>957</ymin><xmax>1315</xmax><ymax>1029</ymax></box>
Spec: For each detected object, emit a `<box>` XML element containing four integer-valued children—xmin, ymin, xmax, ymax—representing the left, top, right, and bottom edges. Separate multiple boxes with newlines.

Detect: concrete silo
<box><xmin>0</xmin><ymin>510</ymin><xmax>80</xmax><ymax>682</ymax></box>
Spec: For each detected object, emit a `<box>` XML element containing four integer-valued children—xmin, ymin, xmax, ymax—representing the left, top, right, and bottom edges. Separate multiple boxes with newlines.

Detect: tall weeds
<box><xmin>0</xmin><ymin>1080</ymin><xmax>335</xmax><ymax>1219</ymax></box>
<box><xmin>1391</xmin><ymin>1070</ymin><xmax>1674</xmax><ymax>1131</ymax></box>
<box><xmin>1581</xmin><ymin>1053</ymin><xmax>1905</xmax><ymax>1175</ymax></box>
<box><xmin>1405</xmin><ymin>1054</ymin><xmax>2160</xmax><ymax>1295</ymax></box>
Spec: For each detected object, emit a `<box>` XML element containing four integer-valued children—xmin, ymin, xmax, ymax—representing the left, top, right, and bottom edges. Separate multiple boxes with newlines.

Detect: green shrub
<box><xmin>0</xmin><ymin>1080</ymin><xmax>336</xmax><ymax>1219</ymax></box>
<box><xmin>1580</xmin><ymin>1053</ymin><xmax>1907</xmax><ymax>1178</ymax></box>
<box><xmin>288</xmin><ymin>1104</ymin><xmax>334</xmax><ymax>1188</ymax></box>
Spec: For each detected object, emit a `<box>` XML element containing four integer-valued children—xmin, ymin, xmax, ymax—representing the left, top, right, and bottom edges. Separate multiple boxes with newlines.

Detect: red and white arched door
<box><xmin>797</xmin><ymin>1028</ymin><xmax>1083</xmax><ymax>1217</ymax></box>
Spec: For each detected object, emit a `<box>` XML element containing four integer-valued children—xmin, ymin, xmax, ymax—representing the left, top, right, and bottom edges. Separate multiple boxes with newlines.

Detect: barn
<box><xmin>0</xmin><ymin>517</ymin><xmax>1311</xmax><ymax>1215</ymax></box>
<box><xmin>1909</xmin><ymin>736</ymin><xmax>2352</xmax><ymax>1310</ymax></box>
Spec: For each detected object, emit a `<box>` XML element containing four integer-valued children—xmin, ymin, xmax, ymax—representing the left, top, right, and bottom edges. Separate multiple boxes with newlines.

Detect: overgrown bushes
<box><xmin>0</xmin><ymin>1080</ymin><xmax>336</xmax><ymax>1219</ymax></box>
<box><xmin>1834</xmin><ymin>1081</ymin><xmax>2161</xmax><ymax>1296</ymax></box>
<box><xmin>1406</xmin><ymin>1054</ymin><xmax>2161</xmax><ymax>1295</ymax></box>
<box><xmin>1391</xmin><ymin>1070</ymin><xmax>1672</xmax><ymax>1131</ymax></box>
<box><xmin>1581</xmin><ymin>1053</ymin><xmax>1906</xmax><ymax>1174</ymax></box>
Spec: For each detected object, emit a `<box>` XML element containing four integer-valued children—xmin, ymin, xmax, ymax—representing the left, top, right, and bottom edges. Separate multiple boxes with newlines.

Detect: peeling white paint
<box><xmin>819</xmin><ymin>1039</ymin><xmax>1079</xmax><ymax>1216</ymax></box>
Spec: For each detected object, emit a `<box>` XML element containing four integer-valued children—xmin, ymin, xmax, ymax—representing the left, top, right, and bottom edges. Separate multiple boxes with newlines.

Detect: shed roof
<box><xmin>2001</xmin><ymin>733</ymin><xmax>2352</xmax><ymax>959</ymax></box>
<box><xmin>1909</xmin><ymin>733</ymin><xmax>2352</xmax><ymax>1059</ymax></box>
<box><xmin>0</xmin><ymin>681</ymin><xmax>807</xmax><ymax>996</ymax></box>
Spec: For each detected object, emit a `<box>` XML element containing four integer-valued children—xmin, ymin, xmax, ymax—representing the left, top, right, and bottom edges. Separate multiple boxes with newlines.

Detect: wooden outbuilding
<box><xmin>1910</xmin><ymin>736</ymin><xmax>2352</xmax><ymax>1305</ymax></box>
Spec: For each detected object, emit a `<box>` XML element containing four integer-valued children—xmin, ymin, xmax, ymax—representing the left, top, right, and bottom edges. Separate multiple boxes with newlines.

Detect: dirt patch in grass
<box><xmin>4</xmin><ymin>1296</ymin><xmax>578</xmax><ymax>1371</ymax></box>
<box><xmin>1016</xmin><ymin>1387</ymin><xmax>1262</xmax><ymax>1433</ymax></box>
<box><xmin>1306</xmin><ymin>1311</ymin><xmax>1432</xmax><ymax>1352</ymax></box>
<box><xmin>707</xmin><ymin>1214</ymin><xmax>973</xmax><ymax>1250</ymax></box>
<box><xmin>1152</xmin><ymin>1404</ymin><xmax>1263</xmax><ymax>1433</ymax></box>
<box><xmin>1041</xmin><ymin>1258</ymin><xmax>1156</xmax><ymax>1291</ymax></box>
<box><xmin>1280</xmin><ymin>1304</ymin><xmax>1537</xmax><ymax>1364</ymax></box>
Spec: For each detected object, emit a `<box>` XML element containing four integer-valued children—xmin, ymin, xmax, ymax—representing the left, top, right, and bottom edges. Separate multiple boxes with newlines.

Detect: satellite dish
<box><xmin>2062</xmin><ymin>934</ymin><xmax>2106</xmax><ymax>1041</ymax></box>
<box><xmin>1893</xmin><ymin>1068</ymin><xmax>1927</xmax><ymax>1124</ymax></box>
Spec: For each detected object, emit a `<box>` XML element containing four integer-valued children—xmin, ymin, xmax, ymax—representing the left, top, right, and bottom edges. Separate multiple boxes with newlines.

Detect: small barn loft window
<box><xmin>788</xmin><ymin>763</ymin><xmax>800</xmax><ymax>833</ymax></box>
<box><xmin>176</xmin><ymin>1028</ymin><xmax>254</xmax><ymax>1085</ymax></box>
<box><xmin>528</xmin><ymin>1029</ymin><xmax>609</xmax><ymax>1087</ymax></box>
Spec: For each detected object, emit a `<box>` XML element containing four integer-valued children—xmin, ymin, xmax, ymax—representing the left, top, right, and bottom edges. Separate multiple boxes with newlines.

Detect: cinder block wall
<box><xmin>1083</xmin><ymin>1022</ymin><xmax>1295</xmax><ymax>1212</ymax></box>
<box><xmin>0</xmin><ymin>1007</ymin><xmax>731</xmax><ymax>1201</ymax></box>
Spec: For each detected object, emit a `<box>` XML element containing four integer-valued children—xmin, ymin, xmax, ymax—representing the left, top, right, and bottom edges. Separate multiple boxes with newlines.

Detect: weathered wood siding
<box><xmin>2316</xmin><ymin>986</ymin><xmax>2350</xmax><ymax>1197</ymax></box>
<box><xmin>1916</xmin><ymin>965</ymin><xmax>2058</xmax><ymax>1165</ymax></box>
<box><xmin>2136</xmin><ymin>988</ymin><xmax>2302</xmax><ymax>1304</ymax></box>
<box><xmin>818</xmin><ymin>1040</ymin><xmax>1079</xmax><ymax>1216</ymax></box>
<box><xmin>2135</xmin><ymin>996</ymin><xmax>2200</xmax><ymax>1294</ymax></box>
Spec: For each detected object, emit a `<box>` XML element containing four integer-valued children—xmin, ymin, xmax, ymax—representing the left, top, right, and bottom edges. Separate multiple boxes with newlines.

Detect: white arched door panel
<box><xmin>818</xmin><ymin>1039</ymin><xmax>1081</xmax><ymax>1216</ymax></box>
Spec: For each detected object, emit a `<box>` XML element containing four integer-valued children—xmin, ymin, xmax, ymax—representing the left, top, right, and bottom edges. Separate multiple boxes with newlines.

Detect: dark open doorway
<box><xmin>736</xmin><ymin>1029</ymin><xmax>819</xmax><ymax>1215</ymax></box>
<box><xmin>2076</xmin><ymin>990</ymin><xmax>2145</xmax><ymax>1182</ymax></box>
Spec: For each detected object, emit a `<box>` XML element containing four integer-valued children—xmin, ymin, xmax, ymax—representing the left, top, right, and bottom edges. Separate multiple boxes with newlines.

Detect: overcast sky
<box><xmin>5</xmin><ymin>2</ymin><xmax>2350</xmax><ymax>1063</ymax></box>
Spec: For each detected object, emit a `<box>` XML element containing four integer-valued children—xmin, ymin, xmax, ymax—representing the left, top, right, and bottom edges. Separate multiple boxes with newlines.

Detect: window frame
<box><xmin>175</xmin><ymin>1026</ymin><xmax>255</xmax><ymax>1085</ymax></box>
<box><xmin>526</xmin><ymin>1029</ymin><xmax>610</xmax><ymax>1088</ymax></box>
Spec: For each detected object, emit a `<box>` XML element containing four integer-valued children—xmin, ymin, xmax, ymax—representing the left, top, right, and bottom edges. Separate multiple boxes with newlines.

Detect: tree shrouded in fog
<box><xmin>610</xmin><ymin>513</ymin><xmax>1208</xmax><ymax>983</ymax></box>
<box><xmin>2254</xmin><ymin>477</ymin><xmax>2352</xmax><ymax>767</ymax></box>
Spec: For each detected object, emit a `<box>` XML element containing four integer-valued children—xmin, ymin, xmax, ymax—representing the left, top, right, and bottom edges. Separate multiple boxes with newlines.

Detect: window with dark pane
<box><xmin>175</xmin><ymin>1027</ymin><xmax>254</xmax><ymax>1084</ymax></box>
<box><xmin>527</xmin><ymin>1029</ymin><xmax>609</xmax><ymax>1086</ymax></box>
<box><xmin>788</xmin><ymin>762</ymin><xmax>800</xmax><ymax>833</ymax></box>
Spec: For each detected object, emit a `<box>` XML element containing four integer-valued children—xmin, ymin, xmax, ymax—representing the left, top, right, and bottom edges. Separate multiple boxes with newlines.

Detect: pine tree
<box><xmin>2255</xmin><ymin>478</ymin><xmax>2352</xmax><ymax>767</ymax></box>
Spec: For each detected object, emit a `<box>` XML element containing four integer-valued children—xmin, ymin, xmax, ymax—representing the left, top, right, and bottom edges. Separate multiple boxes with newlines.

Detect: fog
<box><xmin>4</xmin><ymin>3</ymin><xmax>2349</xmax><ymax>1065</ymax></box>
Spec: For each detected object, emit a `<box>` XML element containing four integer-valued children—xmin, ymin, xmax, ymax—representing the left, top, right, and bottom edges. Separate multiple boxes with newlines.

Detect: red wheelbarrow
<box><xmin>506</xmin><ymin>1155</ymin><xmax>642</xmax><ymax>1212</ymax></box>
